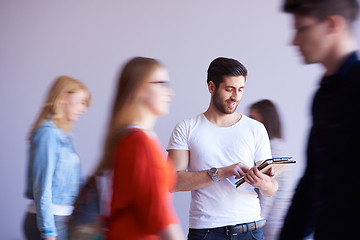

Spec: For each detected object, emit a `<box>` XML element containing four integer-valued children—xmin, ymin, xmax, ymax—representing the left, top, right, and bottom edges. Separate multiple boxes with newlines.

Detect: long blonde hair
<box><xmin>29</xmin><ymin>75</ymin><xmax>91</xmax><ymax>139</ymax></box>
<box><xmin>95</xmin><ymin>57</ymin><xmax>163</xmax><ymax>175</ymax></box>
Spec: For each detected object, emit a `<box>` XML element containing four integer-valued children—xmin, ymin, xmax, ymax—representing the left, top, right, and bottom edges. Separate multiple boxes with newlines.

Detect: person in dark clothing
<box><xmin>280</xmin><ymin>1</ymin><xmax>360</xmax><ymax>240</ymax></box>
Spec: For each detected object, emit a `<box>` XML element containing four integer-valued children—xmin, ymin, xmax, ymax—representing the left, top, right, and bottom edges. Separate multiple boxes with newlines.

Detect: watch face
<box><xmin>209</xmin><ymin>168</ymin><xmax>218</xmax><ymax>182</ymax></box>
<box><xmin>210</xmin><ymin>168</ymin><xmax>217</xmax><ymax>176</ymax></box>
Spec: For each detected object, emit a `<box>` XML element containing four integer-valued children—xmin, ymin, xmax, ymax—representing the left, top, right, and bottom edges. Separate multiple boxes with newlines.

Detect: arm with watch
<box><xmin>168</xmin><ymin>149</ymin><xmax>278</xmax><ymax>196</ymax></box>
<box><xmin>168</xmin><ymin>149</ymin><xmax>250</xmax><ymax>192</ymax></box>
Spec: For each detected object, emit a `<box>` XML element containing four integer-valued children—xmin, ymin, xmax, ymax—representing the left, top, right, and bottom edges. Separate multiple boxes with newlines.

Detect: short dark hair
<box><xmin>250</xmin><ymin>99</ymin><xmax>282</xmax><ymax>139</ymax></box>
<box><xmin>283</xmin><ymin>0</ymin><xmax>359</xmax><ymax>23</ymax></box>
<box><xmin>207</xmin><ymin>57</ymin><xmax>248</xmax><ymax>88</ymax></box>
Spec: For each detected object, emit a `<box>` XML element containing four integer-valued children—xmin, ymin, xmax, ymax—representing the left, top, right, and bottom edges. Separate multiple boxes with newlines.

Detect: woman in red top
<box><xmin>95</xmin><ymin>57</ymin><xmax>185</xmax><ymax>240</ymax></box>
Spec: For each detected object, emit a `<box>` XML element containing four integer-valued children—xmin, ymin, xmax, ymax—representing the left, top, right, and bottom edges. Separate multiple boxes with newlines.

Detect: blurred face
<box><xmin>292</xmin><ymin>14</ymin><xmax>333</xmax><ymax>64</ymax></box>
<box><xmin>212</xmin><ymin>75</ymin><xmax>245</xmax><ymax>114</ymax></box>
<box><xmin>63</xmin><ymin>90</ymin><xmax>89</xmax><ymax>122</ymax></box>
<box><xmin>142</xmin><ymin>67</ymin><xmax>173</xmax><ymax>116</ymax></box>
<box><xmin>249</xmin><ymin>108</ymin><xmax>263</xmax><ymax>123</ymax></box>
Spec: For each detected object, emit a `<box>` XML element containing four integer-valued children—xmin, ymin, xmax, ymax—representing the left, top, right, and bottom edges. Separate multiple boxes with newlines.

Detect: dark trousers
<box><xmin>188</xmin><ymin>227</ymin><xmax>264</xmax><ymax>240</ymax></box>
<box><xmin>23</xmin><ymin>212</ymin><xmax>69</xmax><ymax>240</ymax></box>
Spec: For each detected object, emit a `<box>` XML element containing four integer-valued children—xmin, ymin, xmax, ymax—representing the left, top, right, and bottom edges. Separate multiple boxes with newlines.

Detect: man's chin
<box><xmin>223</xmin><ymin>107</ymin><xmax>237</xmax><ymax>115</ymax></box>
<box><xmin>302</xmin><ymin>56</ymin><xmax>319</xmax><ymax>65</ymax></box>
<box><xmin>304</xmin><ymin>59</ymin><xmax>314</xmax><ymax>64</ymax></box>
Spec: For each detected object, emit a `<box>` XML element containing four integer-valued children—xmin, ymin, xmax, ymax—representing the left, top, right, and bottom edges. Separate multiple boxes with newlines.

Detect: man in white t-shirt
<box><xmin>167</xmin><ymin>57</ymin><xmax>278</xmax><ymax>240</ymax></box>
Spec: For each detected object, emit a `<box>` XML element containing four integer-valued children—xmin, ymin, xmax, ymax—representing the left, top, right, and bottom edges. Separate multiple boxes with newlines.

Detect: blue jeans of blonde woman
<box><xmin>23</xmin><ymin>212</ymin><xmax>69</xmax><ymax>240</ymax></box>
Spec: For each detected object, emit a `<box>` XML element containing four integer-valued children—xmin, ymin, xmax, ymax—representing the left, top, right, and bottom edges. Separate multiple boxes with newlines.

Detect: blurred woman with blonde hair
<box><xmin>24</xmin><ymin>76</ymin><xmax>91</xmax><ymax>240</ymax></box>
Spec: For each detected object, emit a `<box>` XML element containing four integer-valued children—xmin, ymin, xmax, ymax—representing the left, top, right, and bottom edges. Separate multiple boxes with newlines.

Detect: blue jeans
<box><xmin>188</xmin><ymin>227</ymin><xmax>264</xmax><ymax>240</ymax></box>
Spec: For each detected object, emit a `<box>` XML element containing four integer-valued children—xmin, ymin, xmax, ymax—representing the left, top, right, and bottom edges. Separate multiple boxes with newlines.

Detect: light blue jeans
<box><xmin>23</xmin><ymin>212</ymin><xmax>69</xmax><ymax>240</ymax></box>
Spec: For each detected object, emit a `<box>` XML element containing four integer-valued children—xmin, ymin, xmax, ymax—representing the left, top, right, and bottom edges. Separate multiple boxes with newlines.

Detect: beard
<box><xmin>213</xmin><ymin>90</ymin><xmax>239</xmax><ymax>114</ymax></box>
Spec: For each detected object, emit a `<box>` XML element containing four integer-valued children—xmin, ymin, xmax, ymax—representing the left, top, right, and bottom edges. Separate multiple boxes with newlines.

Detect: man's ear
<box><xmin>326</xmin><ymin>15</ymin><xmax>348</xmax><ymax>34</ymax></box>
<box><xmin>208</xmin><ymin>81</ymin><xmax>216</xmax><ymax>94</ymax></box>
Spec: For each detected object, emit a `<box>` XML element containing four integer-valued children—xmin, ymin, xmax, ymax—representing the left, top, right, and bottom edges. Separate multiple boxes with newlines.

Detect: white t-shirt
<box><xmin>167</xmin><ymin>114</ymin><xmax>272</xmax><ymax>228</ymax></box>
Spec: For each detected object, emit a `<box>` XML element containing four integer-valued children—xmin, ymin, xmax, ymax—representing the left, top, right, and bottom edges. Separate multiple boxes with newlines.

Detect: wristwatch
<box><xmin>208</xmin><ymin>167</ymin><xmax>219</xmax><ymax>182</ymax></box>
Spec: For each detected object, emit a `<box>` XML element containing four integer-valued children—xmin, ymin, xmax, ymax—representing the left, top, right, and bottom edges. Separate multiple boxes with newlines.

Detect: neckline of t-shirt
<box><xmin>201</xmin><ymin>113</ymin><xmax>245</xmax><ymax>129</ymax></box>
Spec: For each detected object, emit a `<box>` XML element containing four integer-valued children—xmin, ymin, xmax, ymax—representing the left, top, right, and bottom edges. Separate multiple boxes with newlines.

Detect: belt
<box><xmin>225</xmin><ymin>219</ymin><xmax>266</xmax><ymax>236</ymax></box>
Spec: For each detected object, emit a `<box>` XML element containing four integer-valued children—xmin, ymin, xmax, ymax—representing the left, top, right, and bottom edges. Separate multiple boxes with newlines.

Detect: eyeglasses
<box><xmin>148</xmin><ymin>81</ymin><xmax>171</xmax><ymax>89</ymax></box>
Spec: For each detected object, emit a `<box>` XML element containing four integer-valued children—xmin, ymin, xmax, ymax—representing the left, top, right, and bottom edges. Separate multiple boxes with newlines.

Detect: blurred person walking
<box><xmin>24</xmin><ymin>76</ymin><xmax>91</xmax><ymax>240</ymax></box>
<box><xmin>95</xmin><ymin>57</ymin><xmax>185</xmax><ymax>240</ymax></box>
<box><xmin>280</xmin><ymin>0</ymin><xmax>360</xmax><ymax>239</ymax></box>
<box><xmin>249</xmin><ymin>99</ymin><xmax>294</xmax><ymax>240</ymax></box>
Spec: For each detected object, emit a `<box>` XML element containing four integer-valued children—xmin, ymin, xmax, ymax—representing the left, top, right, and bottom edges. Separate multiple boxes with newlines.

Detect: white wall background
<box><xmin>1</xmin><ymin>0</ymin><xmax>359</xmax><ymax>239</ymax></box>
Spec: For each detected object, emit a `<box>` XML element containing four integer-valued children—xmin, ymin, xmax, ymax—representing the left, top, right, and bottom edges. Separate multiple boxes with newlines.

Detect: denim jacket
<box><xmin>25</xmin><ymin>120</ymin><xmax>82</xmax><ymax>238</ymax></box>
